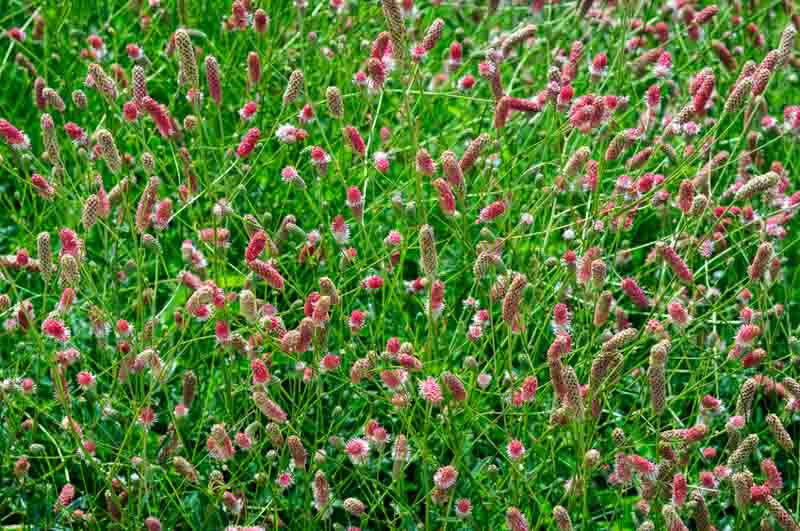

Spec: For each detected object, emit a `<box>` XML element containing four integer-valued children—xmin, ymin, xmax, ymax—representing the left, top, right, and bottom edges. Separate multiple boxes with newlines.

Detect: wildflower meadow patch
<box><xmin>1</xmin><ymin>0</ymin><xmax>800</xmax><ymax>529</ymax></box>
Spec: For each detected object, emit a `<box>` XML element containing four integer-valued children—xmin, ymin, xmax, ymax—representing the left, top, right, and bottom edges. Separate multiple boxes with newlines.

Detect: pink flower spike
<box><xmin>239</xmin><ymin>101</ymin><xmax>258</xmax><ymax>121</ymax></box>
<box><xmin>345</xmin><ymin>437</ymin><xmax>370</xmax><ymax>465</ymax></box>
<box><xmin>419</xmin><ymin>376</ymin><xmax>443</xmax><ymax>405</ymax></box>
<box><xmin>42</xmin><ymin>318</ymin><xmax>70</xmax><ymax>343</ymax></box>
<box><xmin>506</xmin><ymin>439</ymin><xmax>526</xmax><ymax>461</ymax></box>
<box><xmin>237</xmin><ymin>128</ymin><xmax>260</xmax><ymax>158</ymax></box>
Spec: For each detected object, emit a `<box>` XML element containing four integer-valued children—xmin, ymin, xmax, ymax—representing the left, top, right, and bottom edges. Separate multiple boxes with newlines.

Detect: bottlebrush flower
<box><xmin>502</xmin><ymin>273</ymin><xmax>528</xmax><ymax>331</ymax></box>
<box><xmin>275</xmin><ymin>470</ymin><xmax>294</xmax><ymax>490</ymax></box>
<box><xmin>13</xmin><ymin>457</ymin><xmax>30</xmax><ymax>479</ymax></box>
<box><xmin>451</xmin><ymin>498</ymin><xmax>471</xmax><ymax>519</ymax></box>
<box><xmin>330</xmin><ymin>215</ymin><xmax>350</xmax><ymax>244</ymax></box>
<box><xmin>14</xmin><ymin>248</ymin><xmax>28</xmax><ymax>267</ymax></box>
<box><xmin>42</xmin><ymin>317</ymin><xmax>70</xmax><ymax>342</ymax></box>
<box><xmin>494</xmin><ymin>96</ymin><xmax>542</xmax><ymax>130</ymax></box>
<box><xmin>244</xmin><ymin>230</ymin><xmax>268</xmax><ymax>263</ymax></box>
<box><xmin>237</xmin><ymin>128</ymin><xmax>260</xmax><ymax>158</ymax></box>
<box><xmin>253</xmin><ymin>391</ymin><xmax>287</xmax><ymax>423</ymax></box>
<box><xmin>125</xmin><ymin>43</ymin><xmax>143</xmax><ymax>61</ymax></box>
<box><xmin>366</xmin><ymin>57</ymin><xmax>387</xmax><ymax>93</ymax></box>
<box><xmin>141</xmin><ymin>97</ymin><xmax>175</xmax><ymax>137</ymax></box>
<box><xmin>621</xmin><ymin>277</ymin><xmax>650</xmax><ymax>309</ymax></box>
<box><xmin>153</xmin><ymin>198</ymin><xmax>171</xmax><ymax>230</ymax></box>
<box><xmin>433</xmin><ymin>465</ymin><xmax>458</xmax><ymax>490</ymax></box>
<box><xmin>138</xmin><ymin>406</ymin><xmax>157</xmax><ymax>429</ymax></box>
<box><xmin>239</xmin><ymin>101</ymin><xmax>257</xmax><ymax>121</ymax></box>
<box><xmin>200</xmin><ymin>227</ymin><xmax>232</xmax><ymax>248</ymax></box>
<box><xmin>506</xmin><ymin>439</ymin><xmax>526</xmax><ymax>461</ymax></box>
<box><xmin>278</xmin><ymin>165</ymin><xmax>303</xmax><ymax>189</ymax></box>
<box><xmin>785</xmin><ymin>106</ymin><xmax>800</xmax><ymax>132</ymax></box>
<box><xmin>476</xmin><ymin>199</ymin><xmax>507</xmax><ymax>224</ymax></box>
<box><xmin>343</xmin><ymin>498</ymin><xmax>365</xmax><ymax>517</ymax></box>
<box><xmin>381</xmin><ymin>0</ymin><xmax>405</xmax><ymax>61</ymax></box>
<box><xmin>458</xmin><ymin>74</ymin><xmax>475</xmax><ymax>91</ymax></box>
<box><xmin>459</xmin><ymin>133</ymin><xmax>489</xmax><ymax>172</ymax></box>
<box><xmin>447</xmin><ymin>40</ymin><xmax>462</xmax><ymax>71</ymax></box>
<box><xmin>135</xmin><ymin>176</ymin><xmax>160</xmax><ymax>234</ymax></box>
<box><xmin>205</xmin><ymin>55</ymin><xmax>222</xmax><ymax>104</ymax></box>
<box><xmin>724</xmin><ymin>77</ymin><xmax>752</xmax><ymax>115</ymax></box>
<box><xmin>361</xmin><ymin>274</ymin><xmax>384</xmax><ymax>291</ymax></box>
<box><xmin>609</xmin><ymin>454</ymin><xmax>633</xmax><ymax>487</ymax></box>
<box><xmin>0</xmin><ymin>119</ymin><xmax>30</xmax><ymax>150</ymax></box>
<box><xmin>569</xmin><ymin>94</ymin><xmax>607</xmax><ymax>133</ymax></box>
<box><xmin>667</xmin><ymin>300</ymin><xmax>691</xmax><ymax>328</ymax></box>
<box><xmin>174</xmin><ymin>30</ymin><xmax>198</xmax><ymax>89</ymax></box>
<box><xmin>55</xmin><ymin>347</ymin><xmax>80</xmax><ymax>367</ymax></box>
<box><xmin>31</xmin><ymin>173</ymin><xmax>56</xmax><ymax>200</ymax></box>
<box><xmin>343</xmin><ymin>125</ymin><xmax>366</xmax><ymax>157</ymax></box>
<box><xmin>421</xmin><ymin>18</ymin><xmax>443</xmax><ymax>53</ymax></box>
<box><xmin>419</xmin><ymin>376</ymin><xmax>443</xmax><ymax>405</ymax></box>
<box><xmin>692</xmin><ymin>75</ymin><xmax>715</xmax><ymax>116</ymax></box>
<box><xmin>380</xmin><ymin>368</ymin><xmax>407</xmax><ymax>389</ymax></box>
<box><xmin>247</xmin><ymin>259</ymin><xmax>284</xmax><ymax>290</ymax></box>
<box><xmin>76</xmin><ymin>371</ymin><xmax>95</xmax><ymax>390</ymax></box>
<box><xmin>506</xmin><ymin>507</ymin><xmax>529</xmax><ymax>531</ymax></box>
<box><xmin>275</xmin><ymin>124</ymin><xmax>308</xmax><ymax>144</ymax></box>
<box><xmin>7</xmin><ymin>27</ymin><xmax>25</xmax><ymax>42</ymax></box>
<box><xmin>345</xmin><ymin>437</ymin><xmax>370</xmax><ymax>464</ymax></box>
<box><xmin>737</xmin><ymin>172</ymin><xmax>779</xmax><ymax>202</ymax></box>
<box><xmin>728</xmin><ymin>434</ymin><xmax>759</xmax><ymax>470</ymax></box>
<box><xmin>441</xmin><ymin>371</ymin><xmax>466</xmax><ymax>402</ymax></box>
<box><xmin>324</xmin><ymin>86</ymin><xmax>344</xmax><ymax>119</ymax></box>
<box><xmin>42</xmin><ymin>87</ymin><xmax>65</xmax><ymax>112</ymax></box>
<box><xmin>564</xmin><ymin>146</ymin><xmax>590</xmax><ymax>177</ymax></box>
<box><xmin>87</xmin><ymin>33</ymin><xmax>106</xmax><ymax>55</ymax></box>
<box><xmin>777</xmin><ymin>24</ymin><xmax>797</xmax><ymax>68</ymax></box>
<box><xmin>172</xmin><ymin>456</ymin><xmax>198</xmax><ymax>483</ymax></box>
<box><xmin>628</xmin><ymin>455</ymin><xmax>656</xmax><ymax>480</ymax></box>
<box><xmin>54</xmin><ymin>484</ymin><xmax>76</xmax><ymax>512</ymax></box>
<box><xmin>320</xmin><ymin>353</ymin><xmax>341</xmax><ymax>372</ymax></box>
<box><xmin>346</xmin><ymin>186</ymin><xmax>364</xmax><ymax>220</ymax></box>
<box><xmin>310</xmin><ymin>146</ymin><xmax>331</xmax><ymax>174</ymax></box>
<box><xmin>284</xmin><ymin>435</ymin><xmax>306</xmax><ymax>470</ymax></box>
<box><xmin>416</xmin><ymin>148</ymin><xmax>436</xmax><ymax>176</ymax></box>
<box><xmin>122</xmin><ymin>100</ymin><xmax>139</xmax><ymax>122</ymax></box>
<box><xmin>552</xmin><ymin>303</ymin><xmax>570</xmax><ymax>333</ymax></box>
<box><xmin>33</xmin><ymin>77</ymin><xmax>46</xmax><ymax>110</ymax></box>
<box><xmin>658</xmin><ymin>243</ymin><xmax>693</xmax><ymax>283</ymax></box>
<box><xmin>295</xmin><ymin>104</ymin><xmax>314</xmax><ymax>124</ymax></box>
<box><xmin>761</xmin><ymin>459</ymin><xmax>783</xmax><ymax>491</ymax></box>
<box><xmin>283</xmin><ymin>69</ymin><xmax>304</xmax><ymax>105</ymax></box>
<box><xmin>349</xmin><ymin>310</ymin><xmax>366</xmax><ymax>334</ymax></box>
<box><xmin>426</xmin><ymin>280</ymin><xmax>445</xmax><ymax>319</ymax></box>
<box><xmin>87</xmin><ymin>63</ymin><xmax>117</xmax><ymax>99</ymax></box>
<box><xmin>766</xmin><ymin>413</ymin><xmax>794</xmax><ymax>452</ymax></box>
<box><xmin>131</xmin><ymin>65</ymin><xmax>148</xmax><ymax>103</ymax></box>
<box><xmin>96</xmin><ymin>129</ymin><xmax>120</xmax><ymax>174</ymax></box>
<box><xmin>432</xmin><ymin>178</ymin><xmax>456</xmax><ymax>216</ymax></box>
<box><xmin>372</xmin><ymin>150</ymin><xmax>389</xmax><ymax>173</ymax></box>
<box><xmin>441</xmin><ymin>150</ymin><xmax>464</xmax><ymax>195</ymax></box>
<box><xmin>589</xmin><ymin>52</ymin><xmax>608</xmax><ymax>77</ymax></box>
<box><xmin>311</xmin><ymin>469</ymin><xmax>331</xmax><ymax>516</ymax></box>
<box><xmin>672</xmin><ymin>473</ymin><xmax>687</xmax><ymax>506</ymax></box>
<box><xmin>207</xmin><ymin>424</ymin><xmax>235</xmax><ymax>460</ymax></box>
<box><xmin>735</xmin><ymin>324</ymin><xmax>761</xmax><ymax>346</ymax></box>
<box><xmin>63</xmin><ymin>122</ymin><xmax>88</xmax><ymax>146</ymax></box>
<box><xmin>250</xmin><ymin>358</ymin><xmax>274</xmax><ymax>386</ymax></box>
<box><xmin>56</xmin><ymin>288</ymin><xmax>75</xmax><ymax>315</ymax></box>
<box><xmin>653</xmin><ymin>51</ymin><xmax>672</xmax><ymax>77</ymax></box>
